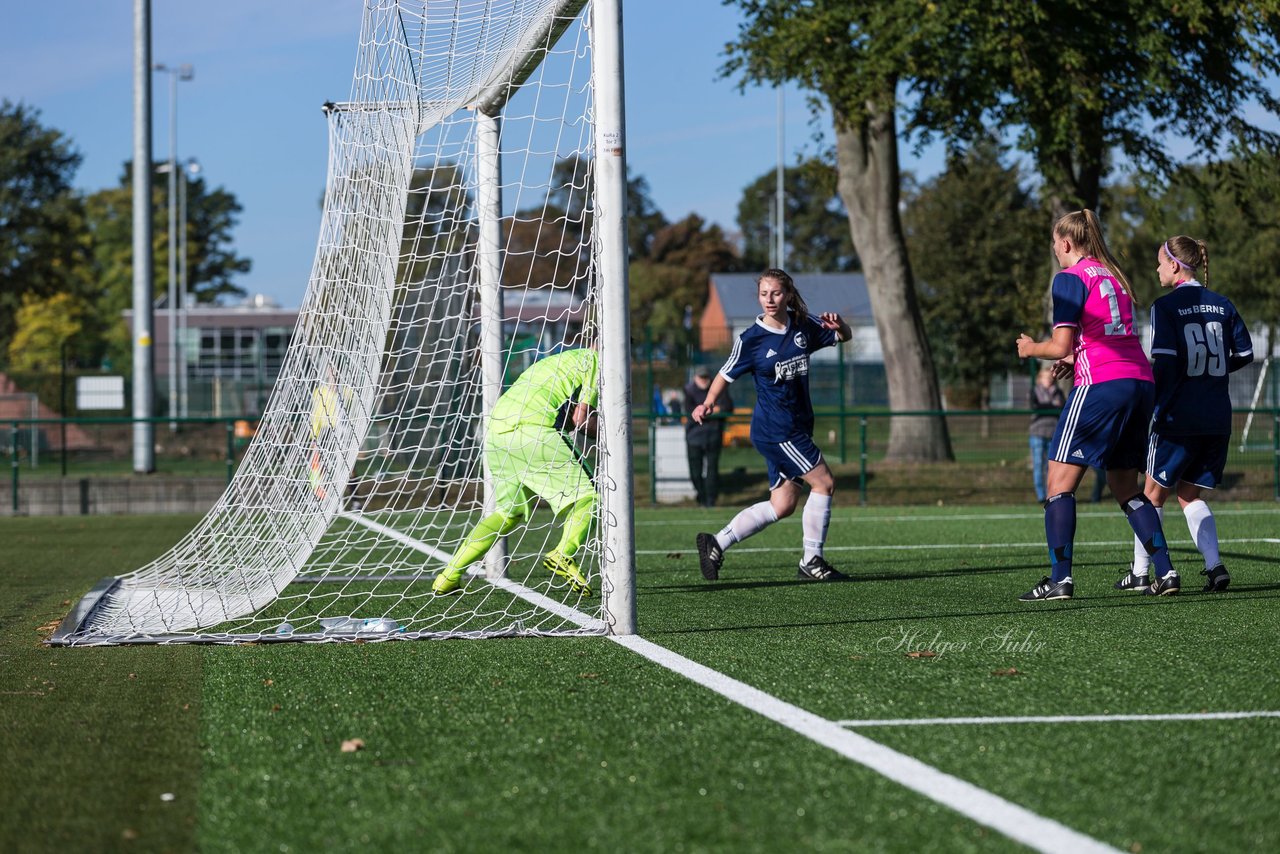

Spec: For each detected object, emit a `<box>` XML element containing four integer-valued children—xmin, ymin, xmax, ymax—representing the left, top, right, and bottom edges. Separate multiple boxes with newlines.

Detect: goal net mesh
<box><xmin>57</xmin><ymin>0</ymin><xmax>619</xmax><ymax>644</ymax></box>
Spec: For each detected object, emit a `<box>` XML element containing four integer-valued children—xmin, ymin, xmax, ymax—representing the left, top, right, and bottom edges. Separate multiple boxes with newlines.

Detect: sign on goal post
<box><xmin>50</xmin><ymin>0</ymin><xmax>635</xmax><ymax>646</ymax></box>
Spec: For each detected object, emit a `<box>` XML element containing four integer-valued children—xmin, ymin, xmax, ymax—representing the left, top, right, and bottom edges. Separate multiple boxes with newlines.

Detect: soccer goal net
<box><xmin>51</xmin><ymin>0</ymin><xmax>635</xmax><ymax>645</ymax></box>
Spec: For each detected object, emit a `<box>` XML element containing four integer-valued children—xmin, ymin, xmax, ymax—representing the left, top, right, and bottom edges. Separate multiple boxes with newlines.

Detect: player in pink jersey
<box><xmin>1014</xmin><ymin>210</ymin><xmax>1179</xmax><ymax>601</ymax></box>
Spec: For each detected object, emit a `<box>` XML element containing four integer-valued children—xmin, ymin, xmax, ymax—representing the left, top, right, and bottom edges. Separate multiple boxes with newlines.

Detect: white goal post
<box><xmin>51</xmin><ymin>0</ymin><xmax>634</xmax><ymax>645</ymax></box>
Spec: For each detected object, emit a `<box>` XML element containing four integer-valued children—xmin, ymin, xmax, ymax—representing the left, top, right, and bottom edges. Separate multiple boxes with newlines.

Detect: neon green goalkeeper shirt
<box><xmin>489</xmin><ymin>348</ymin><xmax>600</xmax><ymax>434</ymax></box>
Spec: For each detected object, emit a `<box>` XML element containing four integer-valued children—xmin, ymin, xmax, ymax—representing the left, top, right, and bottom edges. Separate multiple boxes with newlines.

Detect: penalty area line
<box><xmin>637</xmin><ymin>536</ymin><xmax>1280</xmax><ymax>556</ymax></box>
<box><xmin>837</xmin><ymin>711</ymin><xmax>1280</xmax><ymax>727</ymax></box>
<box><xmin>611</xmin><ymin>634</ymin><xmax>1119</xmax><ymax>854</ymax></box>
<box><xmin>341</xmin><ymin>513</ymin><xmax>1118</xmax><ymax>852</ymax></box>
<box><xmin>635</xmin><ymin>507</ymin><xmax>1280</xmax><ymax>526</ymax></box>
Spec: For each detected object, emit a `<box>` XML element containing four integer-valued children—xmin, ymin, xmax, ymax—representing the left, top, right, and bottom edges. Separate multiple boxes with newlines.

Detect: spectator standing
<box><xmin>684</xmin><ymin>365</ymin><xmax>733</xmax><ymax>507</ymax></box>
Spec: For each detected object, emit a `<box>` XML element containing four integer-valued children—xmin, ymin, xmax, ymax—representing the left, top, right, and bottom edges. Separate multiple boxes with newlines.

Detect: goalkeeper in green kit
<box><xmin>432</xmin><ymin>348</ymin><xmax>599</xmax><ymax>596</ymax></box>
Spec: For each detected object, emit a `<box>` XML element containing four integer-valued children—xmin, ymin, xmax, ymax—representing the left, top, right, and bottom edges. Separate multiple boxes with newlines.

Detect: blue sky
<box><xmin>2</xmin><ymin>1</ymin><xmax>951</xmax><ymax>309</ymax></box>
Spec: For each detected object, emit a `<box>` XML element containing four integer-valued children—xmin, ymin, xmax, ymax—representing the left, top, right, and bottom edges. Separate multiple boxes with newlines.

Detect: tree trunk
<box><xmin>831</xmin><ymin>98</ymin><xmax>953</xmax><ymax>462</ymax></box>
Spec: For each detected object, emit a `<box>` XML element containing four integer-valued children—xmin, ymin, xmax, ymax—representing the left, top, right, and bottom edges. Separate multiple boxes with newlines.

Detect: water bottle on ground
<box><xmin>318</xmin><ymin>616</ymin><xmax>402</xmax><ymax>634</ymax></box>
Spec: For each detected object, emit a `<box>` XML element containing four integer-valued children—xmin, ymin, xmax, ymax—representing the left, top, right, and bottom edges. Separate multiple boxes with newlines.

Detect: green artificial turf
<box><xmin>0</xmin><ymin>515</ymin><xmax>205</xmax><ymax>853</ymax></box>
<box><xmin>1</xmin><ymin>504</ymin><xmax>1277</xmax><ymax>852</ymax></box>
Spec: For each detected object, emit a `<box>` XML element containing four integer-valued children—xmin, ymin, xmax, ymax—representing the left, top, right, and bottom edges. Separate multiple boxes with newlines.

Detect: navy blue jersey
<box><xmin>1149</xmin><ymin>282</ymin><xmax>1253</xmax><ymax>436</ymax></box>
<box><xmin>719</xmin><ymin>312</ymin><xmax>841</xmax><ymax>443</ymax></box>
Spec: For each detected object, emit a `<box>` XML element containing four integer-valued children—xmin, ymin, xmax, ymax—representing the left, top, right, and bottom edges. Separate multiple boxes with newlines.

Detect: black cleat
<box><xmin>797</xmin><ymin>555</ymin><xmax>847</xmax><ymax>582</ymax></box>
<box><xmin>696</xmin><ymin>533</ymin><xmax>724</xmax><ymax>580</ymax></box>
<box><xmin>1144</xmin><ymin>572</ymin><xmax>1181</xmax><ymax>596</ymax></box>
<box><xmin>1019</xmin><ymin>576</ymin><xmax>1073</xmax><ymax>601</ymax></box>
<box><xmin>1201</xmin><ymin>564</ymin><xmax>1230</xmax><ymax>592</ymax></box>
<box><xmin>1113</xmin><ymin>567</ymin><xmax>1151</xmax><ymax>592</ymax></box>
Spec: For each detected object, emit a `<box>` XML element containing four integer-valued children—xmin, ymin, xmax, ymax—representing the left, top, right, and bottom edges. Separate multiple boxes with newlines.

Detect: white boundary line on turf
<box><xmin>837</xmin><ymin>711</ymin><xmax>1280</xmax><ymax>727</ymax></box>
<box><xmin>343</xmin><ymin>513</ymin><xmax>1119</xmax><ymax>854</ymax></box>
<box><xmin>610</xmin><ymin>635</ymin><xmax>1118</xmax><ymax>854</ymax></box>
<box><xmin>639</xmin><ymin>509</ymin><xmax>1280</xmax><ymax>525</ymax></box>
<box><xmin>635</xmin><ymin>507</ymin><xmax>1280</xmax><ymax>525</ymax></box>
<box><xmin>637</xmin><ymin>536</ymin><xmax>1280</xmax><ymax>556</ymax></box>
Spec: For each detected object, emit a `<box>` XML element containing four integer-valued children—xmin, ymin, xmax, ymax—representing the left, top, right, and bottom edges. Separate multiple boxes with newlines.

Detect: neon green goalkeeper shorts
<box><xmin>485</xmin><ymin>424</ymin><xmax>597</xmax><ymax>518</ymax></box>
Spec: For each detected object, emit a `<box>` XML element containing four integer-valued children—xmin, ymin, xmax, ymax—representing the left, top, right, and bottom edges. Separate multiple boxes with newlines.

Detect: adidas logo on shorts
<box><xmin>1159</xmin><ymin>470</ymin><xmax>1168</xmax><ymax>480</ymax></box>
<box><xmin>1071</xmin><ymin>449</ymin><xmax>1085</xmax><ymax>459</ymax></box>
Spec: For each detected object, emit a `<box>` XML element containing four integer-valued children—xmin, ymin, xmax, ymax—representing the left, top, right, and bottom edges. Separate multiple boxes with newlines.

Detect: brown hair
<box><xmin>1053</xmin><ymin>209</ymin><xmax>1139</xmax><ymax>305</ymax></box>
<box><xmin>1163</xmin><ymin>235</ymin><xmax>1209</xmax><ymax>286</ymax></box>
<box><xmin>758</xmin><ymin>268</ymin><xmax>809</xmax><ymax>316</ymax></box>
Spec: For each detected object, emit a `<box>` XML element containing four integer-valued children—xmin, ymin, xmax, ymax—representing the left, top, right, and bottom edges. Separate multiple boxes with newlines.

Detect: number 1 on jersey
<box><xmin>1098</xmin><ymin>280</ymin><xmax>1128</xmax><ymax>336</ymax></box>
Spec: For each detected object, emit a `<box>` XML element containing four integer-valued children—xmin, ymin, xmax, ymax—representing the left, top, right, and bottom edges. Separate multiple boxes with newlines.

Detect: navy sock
<box><xmin>1122</xmin><ymin>494</ymin><xmax>1176</xmax><ymax>578</ymax></box>
<box><xmin>1044</xmin><ymin>492</ymin><xmax>1076</xmax><ymax>583</ymax></box>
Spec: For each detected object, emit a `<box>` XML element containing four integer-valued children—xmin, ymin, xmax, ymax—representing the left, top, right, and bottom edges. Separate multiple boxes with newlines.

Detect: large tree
<box><xmin>1107</xmin><ymin>154</ymin><xmax>1280</xmax><ymax>334</ymax></box>
<box><xmin>737</xmin><ymin>156</ymin><xmax>857</xmax><ymax>272</ymax></box>
<box><xmin>504</xmin><ymin>156</ymin><xmax>668</xmax><ymax>291</ymax></box>
<box><xmin>910</xmin><ymin>1</ymin><xmax>1280</xmax><ymax>217</ymax></box>
<box><xmin>631</xmin><ymin>213</ymin><xmax>741</xmax><ymax>338</ymax></box>
<box><xmin>724</xmin><ymin>2</ymin><xmax>953</xmax><ymax>460</ymax></box>
<box><xmin>0</xmin><ymin>101</ymin><xmax>88</xmax><ymax>362</ymax></box>
<box><xmin>6</xmin><ymin>292</ymin><xmax>85</xmax><ymax>374</ymax></box>
<box><xmin>903</xmin><ymin>139</ymin><xmax>1045</xmax><ymax>408</ymax></box>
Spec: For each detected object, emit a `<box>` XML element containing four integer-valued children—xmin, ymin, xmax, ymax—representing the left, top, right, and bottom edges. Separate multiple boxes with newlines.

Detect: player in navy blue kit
<box><xmin>692</xmin><ymin>269</ymin><xmax>852</xmax><ymax>582</ymax></box>
<box><xmin>1116</xmin><ymin>236</ymin><xmax>1253</xmax><ymax>594</ymax></box>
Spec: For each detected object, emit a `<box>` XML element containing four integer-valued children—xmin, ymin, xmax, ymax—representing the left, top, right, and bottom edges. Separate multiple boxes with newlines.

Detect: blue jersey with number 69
<box><xmin>1149</xmin><ymin>282</ymin><xmax>1253</xmax><ymax>436</ymax></box>
<box><xmin>719</xmin><ymin>311</ymin><xmax>840</xmax><ymax>443</ymax></box>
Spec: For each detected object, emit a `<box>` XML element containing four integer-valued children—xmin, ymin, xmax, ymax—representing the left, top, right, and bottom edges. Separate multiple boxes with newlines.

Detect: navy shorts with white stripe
<box><xmin>1050</xmin><ymin>377</ymin><xmax>1153</xmax><ymax>471</ymax></box>
<box><xmin>754</xmin><ymin>433</ymin><xmax>824</xmax><ymax>489</ymax></box>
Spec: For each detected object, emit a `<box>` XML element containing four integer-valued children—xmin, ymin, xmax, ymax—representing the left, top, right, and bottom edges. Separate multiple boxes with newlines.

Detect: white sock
<box><xmin>716</xmin><ymin>501</ymin><xmax>779</xmax><ymax>551</ymax></box>
<box><xmin>1132</xmin><ymin>505</ymin><xmax>1163</xmax><ymax>575</ymax></box>
<box><xmin>801</xmin><ymin>492</ymin><xmax>832</xmax><ymax>563</ymax></box>
<box><xmin>1183</xmin><ymin>499</ymin><xmax>1220</xmax><ymax>569</ymax></box>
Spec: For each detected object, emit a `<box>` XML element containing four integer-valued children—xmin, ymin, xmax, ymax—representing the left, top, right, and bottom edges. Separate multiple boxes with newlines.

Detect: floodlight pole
<box><xmin>593</xmin><ymin>0</ymin><xmax>635</xmax><ymax>635</ymax></box>
<box><xmin>776</xmin><ymin>86</ymin><xmax>785</xmax><ymax>270</ymax></box>
<box><xmin>132</xmin><ymin>0</ymin><xmax>155</xmax><ymax>473</ymax></box>
<box><xmin>179</xmin><ymin>159</ymin><xmax>199</xmax><ymax>419</ymax></box>
<box><xmin>155</xmin><ymin>62</ymin><xmax>193</xmax><ymax>430</ymax></box>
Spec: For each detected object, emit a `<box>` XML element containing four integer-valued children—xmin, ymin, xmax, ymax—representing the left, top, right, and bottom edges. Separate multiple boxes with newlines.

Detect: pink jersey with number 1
<box><xmin>1057</xmin><ymin>257</ymin><xmax>1153</xmax><ymax>386</ymax></box>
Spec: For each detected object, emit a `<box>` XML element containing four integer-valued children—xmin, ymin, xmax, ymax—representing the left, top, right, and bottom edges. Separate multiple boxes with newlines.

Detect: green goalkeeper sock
<box><xmin>443</xmin><ymin>512</ymin><xmax>520</xmax><ymax>578</ymax></box>
<box><xmin>553</xmin><ymin>495</ymin><xmax>597</xmax><ymax>559</ymax></box>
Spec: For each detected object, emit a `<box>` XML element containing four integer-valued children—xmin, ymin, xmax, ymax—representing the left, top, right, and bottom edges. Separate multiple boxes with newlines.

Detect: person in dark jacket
<box><xmin>1029</xmin><ymin>366</ymin><xmax>1065</xmax><ymax>503</ymax></box>
<box><xmin>684</xmin><ymin>365</ymin><xmax>732</xmax><ymax>508</ymax></box>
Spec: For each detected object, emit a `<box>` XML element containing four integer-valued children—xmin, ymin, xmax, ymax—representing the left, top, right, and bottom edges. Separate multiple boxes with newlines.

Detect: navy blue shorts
<box><xmin>1051</xmin><ymin>379</ymin><xmax>1153</xmax><ymax>471</ymax></box>
<box><xmin>754</xmin><ymin>434</ymin><xmax>823</xmax><ymax>489</ymax></box>
<box><xmin>1146</xmin><ymin>432</ymin><xmax>1229</xmax><ymax>490</ymax></box>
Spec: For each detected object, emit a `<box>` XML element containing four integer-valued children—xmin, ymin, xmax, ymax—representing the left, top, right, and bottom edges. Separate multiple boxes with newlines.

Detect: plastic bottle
<box><xmin>275</xmin><ymin>622</ymin><xmax>295</xmax><ymax>635</ymax></box>
<box><xmin>319</xmin><ymin>616</ymin><xmax>401</xmax><ymax>634</ymax></box>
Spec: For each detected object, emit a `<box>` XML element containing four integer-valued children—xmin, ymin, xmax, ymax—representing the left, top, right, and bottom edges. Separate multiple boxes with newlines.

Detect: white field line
<box><xmin>636</xmin><ymin>507</ymin><xmax>1280</xmax><ymax>526</ymax></box>
<box><xmin>340</xmin><ymin>512</ymin><xmax>453</xmax><ymax>563</ymax></box>
<box><xmin>637</xmin><ymin>537</ymin><xmax>1280</xmax><ymax>556</ymax></box>
<box><xmin>837</xmin><ymin>711</ymin><xmax>1280</xmax><ymax>727</ymax></box>
<box><xmin>343</xmin><ymin>513</ymin><xmax>1118</xmax><ymax>854</ymax></box>
<box><xmin>339</xmin><ymin>513</ymin><xmax>606</xmax><ymax>632</ymax></box>
<box><xmin>611</xmin><ymin>635</ymin><xmax>1116</xmax><ymax>853</ymax></box>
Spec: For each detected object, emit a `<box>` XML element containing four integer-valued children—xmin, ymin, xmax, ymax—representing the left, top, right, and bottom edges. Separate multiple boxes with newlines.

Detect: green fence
<box><xmin>639</xmin><ymin>407</ymin><xmax>1280</xmax><ymax>507</ymax></box>
<box><xmin>6</xmin><ymin>408</ymin><xmax>1279</xmax><ymax>515</ymax></box>
<box><xmin>5</xmin><ymin>415</ymin><xmax>249</xmax><ymax>516</ymax></box>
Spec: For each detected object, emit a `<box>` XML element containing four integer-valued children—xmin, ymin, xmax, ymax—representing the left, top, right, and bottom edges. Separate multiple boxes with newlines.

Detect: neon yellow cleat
<box><xmin>542</xmin><ymin>551</ymin><xmax>592</xmax><ymax>597</ymax></box>
<box><xmin>432</xmin><ymin>569</ymin><xmax>464</xmax><ymax>595</ymax></box>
